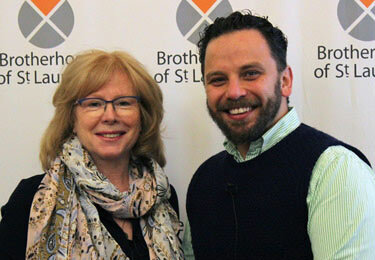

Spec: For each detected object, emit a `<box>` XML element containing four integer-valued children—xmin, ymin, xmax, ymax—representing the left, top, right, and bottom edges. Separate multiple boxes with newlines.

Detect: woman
<box><xmin>0</xmin><ymin>50</ymin><xmax>184</xmax><ymax>260</ymax></box>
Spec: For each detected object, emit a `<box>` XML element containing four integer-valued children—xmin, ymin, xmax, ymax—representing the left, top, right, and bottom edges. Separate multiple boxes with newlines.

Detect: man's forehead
<box><xmin>207</xmin><ymin>29</ymin><xmax>268</xmax><ymax>48</ymax></box>
<box><xmin>204</xmin><ymin>29</ymin><xmax>274</xmax><ymax>71</ymax></box>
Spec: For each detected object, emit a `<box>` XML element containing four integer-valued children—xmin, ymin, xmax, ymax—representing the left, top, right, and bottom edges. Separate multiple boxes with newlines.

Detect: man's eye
<box><xmin>208</xmin><ymin>77</ymin><xmax>226</xmax><ymax>86</ymax></box>
<box><xmin>243</xmin><ymin>71</ymin><xmax>260</xmax><ymax>79</ymax></box>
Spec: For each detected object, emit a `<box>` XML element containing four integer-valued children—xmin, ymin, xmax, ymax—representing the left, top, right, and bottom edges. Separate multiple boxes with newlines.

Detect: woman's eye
<box><xmin>86</xmin><ymin>101</ymin><xmax>102</xmax><ymax>107</ymax></box>
<box><xmin>117</xmin><ymin>101</ymin><xmax>130</xmax><ymax>107</ymax></box>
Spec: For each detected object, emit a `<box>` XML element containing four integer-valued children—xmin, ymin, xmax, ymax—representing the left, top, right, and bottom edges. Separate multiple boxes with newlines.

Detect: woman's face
<box><xmin>73</xmin><ymin>71</ymin><xmax>141</xmax><ymax>165</ymax></box>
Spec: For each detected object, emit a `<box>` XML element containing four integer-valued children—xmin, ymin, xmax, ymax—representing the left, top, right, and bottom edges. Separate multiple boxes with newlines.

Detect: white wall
<box><xmin>1</xmin><ymin>0</ymin><xmax>374</xmax><ymax>225</ymax></box>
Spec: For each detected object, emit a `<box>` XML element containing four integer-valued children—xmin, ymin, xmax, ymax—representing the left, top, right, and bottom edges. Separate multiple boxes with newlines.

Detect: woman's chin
<box><xmin>91</xmin><ymin>150</ymin><xmax>130</xmax><ymax>164</ymax></box>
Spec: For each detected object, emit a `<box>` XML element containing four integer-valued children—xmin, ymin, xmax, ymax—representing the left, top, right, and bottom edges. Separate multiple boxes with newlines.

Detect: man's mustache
<box><xmin>216</xmin><ymin>97</ymin><xmax>261</xmax><ymax>111</ymax></box>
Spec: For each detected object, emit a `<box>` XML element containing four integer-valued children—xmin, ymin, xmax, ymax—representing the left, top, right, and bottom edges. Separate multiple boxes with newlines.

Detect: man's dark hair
<box><xmin>198</xmin><ymin>10</ymin><xmax>288</xmax><ymax>76</ymax></box>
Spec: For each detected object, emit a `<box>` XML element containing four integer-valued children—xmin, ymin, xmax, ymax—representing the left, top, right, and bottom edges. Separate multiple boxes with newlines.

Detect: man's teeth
<box><xmin>229</xmin><ymin>107</ymin><xmax>250</xmax><ymax>115</ymax></box>
<box><xmin>102</xmin><ymin>133</ymin><xmax>121</xmax><ymax>138</ymax></box>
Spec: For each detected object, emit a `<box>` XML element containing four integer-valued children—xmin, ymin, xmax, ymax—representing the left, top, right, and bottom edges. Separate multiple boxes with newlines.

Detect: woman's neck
<box><xmin>94</xmin><ymin>156</ymin><xmax>131</xmax><ymax>192</ymax></box>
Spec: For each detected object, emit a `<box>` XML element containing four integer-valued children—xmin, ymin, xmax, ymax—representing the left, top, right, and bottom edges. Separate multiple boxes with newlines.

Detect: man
<box><xmin>183</xmin><ymin>10</ymin><xmax>375</xmax><ymax>260</ymax></box>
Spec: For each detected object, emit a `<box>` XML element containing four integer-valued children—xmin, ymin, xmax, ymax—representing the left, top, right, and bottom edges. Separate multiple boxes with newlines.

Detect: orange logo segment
<box><xmin>192</xmin><ymin>0</ymin><xmax>217</xmax><ymax>13</ymax></box>
<box><xmin>31</xmin><ymin>0</ymin><xmax>61</xmax><ymax>16</ymax></box>
<box><xmin>360</xmin><ymin>0</ymin><xmax>375</xmax><ymax>8</ymax></box>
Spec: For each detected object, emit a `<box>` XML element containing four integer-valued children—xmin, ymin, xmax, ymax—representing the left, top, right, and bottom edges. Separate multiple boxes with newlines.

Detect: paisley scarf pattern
<box><xmin>26</xmin><ymin>136</ymin><xmax>184</xmax><ymax>259</ymax></box>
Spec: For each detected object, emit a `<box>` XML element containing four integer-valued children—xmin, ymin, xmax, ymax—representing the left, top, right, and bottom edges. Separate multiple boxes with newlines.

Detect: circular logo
<box><xmin>176</xmin><ymin>0</ymin><xmax>233</xmax><ymax>44</ymax></box>
<box><xmin>18</xmin><ymin>0</ymin><xmax>74</xmax><ymax>49</ymax></box>
<box><xmin>337</xmin><ymin>0</ymin><xmax>375</xmax><ymax>41</ymax></box>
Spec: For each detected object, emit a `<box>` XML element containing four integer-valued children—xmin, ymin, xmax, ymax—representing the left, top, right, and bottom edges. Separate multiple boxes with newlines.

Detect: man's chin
<box><xmin>217</xmin><ymin>125</ymin><xmax>249</xmax><ymax>143</ymax></box>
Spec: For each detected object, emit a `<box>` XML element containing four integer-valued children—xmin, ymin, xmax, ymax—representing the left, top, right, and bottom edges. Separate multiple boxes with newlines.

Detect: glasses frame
<box><xmin>74</xmin><ymin>96</ymin><xmax>141</xmax><ymax>112</ymax></box>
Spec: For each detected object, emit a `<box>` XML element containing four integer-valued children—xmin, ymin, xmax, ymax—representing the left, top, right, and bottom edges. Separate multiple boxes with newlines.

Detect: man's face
<box><xmin>204</xmin><ymin>29</ymin><xmax>292</xmax><ymax>152</ymax></box>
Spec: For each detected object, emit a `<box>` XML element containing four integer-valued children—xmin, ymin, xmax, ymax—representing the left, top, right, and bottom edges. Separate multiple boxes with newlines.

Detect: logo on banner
<box><xmin>176</xmin><ymin>0</ymin><xmax>233</xmax><ymax>44</ymax></box>
<box><xmin>337</xmin><ymin>0</ymin><xmax>375</xmax><ymax>41</ymax></box>
<box><xmin>18</xmin><ymin>0</ymin><xmax>74</xmax><ymax>48</ymax></box>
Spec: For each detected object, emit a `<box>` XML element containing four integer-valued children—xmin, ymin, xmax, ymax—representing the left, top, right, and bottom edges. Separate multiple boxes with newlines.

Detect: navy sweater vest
<box><xmin>186</xmin><ymin>124</ymin><xmax>370</xmax><ymax>260</ymax></box>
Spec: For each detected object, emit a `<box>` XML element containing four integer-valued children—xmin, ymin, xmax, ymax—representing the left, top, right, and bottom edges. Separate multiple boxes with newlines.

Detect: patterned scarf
<box><xmin>26</xmin><ymin>136</ymin><xmax>184</xmax><ymax>260</ymax></box>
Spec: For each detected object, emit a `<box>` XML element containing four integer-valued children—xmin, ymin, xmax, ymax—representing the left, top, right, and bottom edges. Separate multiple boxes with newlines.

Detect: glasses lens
<box><xmin>114</xmin><ymin>97</ymin><xmax>138</xmax><ymax>110</ymax></box>
<box><xmin>80</xmin><ymin>98</ymin><xmax>105</xmax><ymax>111</ymax></box>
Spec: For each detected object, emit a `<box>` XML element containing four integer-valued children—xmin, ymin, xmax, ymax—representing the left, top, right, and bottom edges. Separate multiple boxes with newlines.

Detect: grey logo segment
<box><xmin>18</xmin><ymin>1</ymin><xmax>74</xmax><ymax>48</ymax></box>
<box><xmin>176</xmin><ymin>0</ymin><xmax>233</xmax><ymax>44</ymax></box>
<box><xmin>337</xmin><ymin>0</ymin><xmax>375</xmax><ymax>41</ymax></box>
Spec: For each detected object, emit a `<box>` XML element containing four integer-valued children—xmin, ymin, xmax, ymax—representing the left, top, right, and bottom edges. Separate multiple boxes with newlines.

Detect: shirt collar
<box><xmin>224</xmin><ymin>107</ymin><xmax>301</xmax><ymax>163</ymax></box>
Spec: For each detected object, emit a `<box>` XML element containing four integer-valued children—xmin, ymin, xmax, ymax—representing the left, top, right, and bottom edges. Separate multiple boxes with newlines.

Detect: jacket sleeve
<box><xmin>0</xmin><ymin>174</ymin><xmax>44</xmax><ymax>260</ymax></box>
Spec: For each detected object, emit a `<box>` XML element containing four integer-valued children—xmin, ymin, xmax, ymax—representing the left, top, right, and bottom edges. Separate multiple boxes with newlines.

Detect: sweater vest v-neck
<box><xmin>186</xmin><ymin>124</ymin><xmax>370</xmax><ymax>260</ymax></box>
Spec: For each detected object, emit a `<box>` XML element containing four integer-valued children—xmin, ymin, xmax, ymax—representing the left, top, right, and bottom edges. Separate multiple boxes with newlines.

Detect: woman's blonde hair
<box><xmin>40</xmin><ymin>49</ymin><xmax>165</xmax><ymax>170</ymax></box>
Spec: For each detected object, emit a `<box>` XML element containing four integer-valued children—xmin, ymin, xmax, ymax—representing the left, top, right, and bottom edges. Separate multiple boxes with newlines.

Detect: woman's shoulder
<box><xmin>3</xmin><ymin>174</ymin><xmax>45</xmax><ymax>209</ymax></box>
<box><xmin>1</xmin><ymin>173</ymin><xmax>44</xmax><ymax>213</ymax></box>
<box><xmin>12</xmin><ymin>173</ymin><xmax>44</xmax><ymax>193</ymax></box>
<box><xmin>0</xmin><ymin>173</ymin><xmax>44</xmax><ymax>259</ymax></box>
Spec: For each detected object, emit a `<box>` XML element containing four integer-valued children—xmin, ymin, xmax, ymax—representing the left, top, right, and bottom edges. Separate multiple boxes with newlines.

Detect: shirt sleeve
<box><xmin>182</xmin><ymin>220</ymin><xmax>195</xmax><ymax>260</ymax></box>
<box><xmin>307</xmin><ymin>145</ymin><xmax>375</xmax><ymax>259</ymax></box>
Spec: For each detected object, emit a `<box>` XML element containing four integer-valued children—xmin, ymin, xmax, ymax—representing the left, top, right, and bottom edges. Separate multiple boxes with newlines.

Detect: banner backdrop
<box><xmin>1</xmin><ymin>0</ymin><xmax>374</xmax><ymax>224</ymax></box>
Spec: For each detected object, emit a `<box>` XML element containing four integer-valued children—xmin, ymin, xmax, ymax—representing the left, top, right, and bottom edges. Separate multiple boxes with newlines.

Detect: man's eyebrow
<box><xmin>239</xmin><ymin>63</ymin><xmax>264</xmax><ymax>71</ymax></box>
<box><xmin>205</xmin><ymin>62</ymin><xmax>265</xmax><ymax>79</ymax></box>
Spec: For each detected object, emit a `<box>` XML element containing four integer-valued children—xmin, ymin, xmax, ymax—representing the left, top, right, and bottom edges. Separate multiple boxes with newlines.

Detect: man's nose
<box><xmin>226</xmin><ymin>79</ymin><xmax>247</xmax><ymax>100</ymax></box>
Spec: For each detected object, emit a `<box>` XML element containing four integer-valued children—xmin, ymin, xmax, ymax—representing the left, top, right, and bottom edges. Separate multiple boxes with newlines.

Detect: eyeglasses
<box><xmin>74</xmin><ymin>96</ymin><xmax>140</xmax><ymax>116</ymax></box>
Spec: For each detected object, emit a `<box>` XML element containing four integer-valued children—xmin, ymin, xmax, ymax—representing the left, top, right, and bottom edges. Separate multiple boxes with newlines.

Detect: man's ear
<box><xmin>280</xmin><ymin>66</ymin><xmax>293</xmax><ymax>97</ymax></box>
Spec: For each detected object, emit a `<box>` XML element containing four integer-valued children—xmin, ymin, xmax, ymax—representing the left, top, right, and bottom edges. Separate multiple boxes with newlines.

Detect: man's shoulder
<box><xmin>291</xmin><ymin>124</ymin><xmax>371</xmax><ymax>167</ymax></box>
<box><xmin>282</xmin><ymin>123</ymin><xmax>342</xmax><ymax>151</ymax></box>
<box><xmin>292</xmin><ymin>123</ymin><xmax>336</xmax><ymax>139</ymax></box>
<box><xmin>296</xmin><ymin>124</ymin><xmax>371</xmax><ymax>166</ymax></box>
<box><xmin>196</xmin><ymin>150</ymin><xmax>228</xmax><ymax>172</ymax></box>
<box><xmin>186</xmin><ymin>151</ymin><xmax>230</xmax><ymax>209</ymax></box>
<box><xmin>188</xmin><ymin>151</ymin><xmax>227</xmax><ymax>185</ymax></box>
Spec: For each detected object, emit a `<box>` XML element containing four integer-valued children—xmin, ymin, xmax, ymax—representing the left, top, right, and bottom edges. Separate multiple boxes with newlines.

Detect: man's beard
<box><xmin>207</xmin><ymin>80</ymin><xmax>282</xmax><ymax>145</ymax></box>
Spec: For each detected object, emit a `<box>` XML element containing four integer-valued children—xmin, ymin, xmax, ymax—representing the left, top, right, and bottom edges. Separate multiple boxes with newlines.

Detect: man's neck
<box><xmin>237</xmin><ymin>143</ymin><xmax>250</xmax><ymax>159</ymax></box>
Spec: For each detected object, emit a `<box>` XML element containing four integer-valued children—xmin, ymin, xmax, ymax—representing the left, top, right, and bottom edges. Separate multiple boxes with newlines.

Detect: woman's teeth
<box><xmin>101</xmin><ymin>133</ymin><xmax>121</xmax><ymax>138</ymax></box>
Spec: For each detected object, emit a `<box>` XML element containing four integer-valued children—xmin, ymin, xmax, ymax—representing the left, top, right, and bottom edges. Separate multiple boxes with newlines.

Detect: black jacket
<box><xmin>0</xmin><ymin>174</ymin><xmax>179</xmax><ymax>260</ymax></box>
